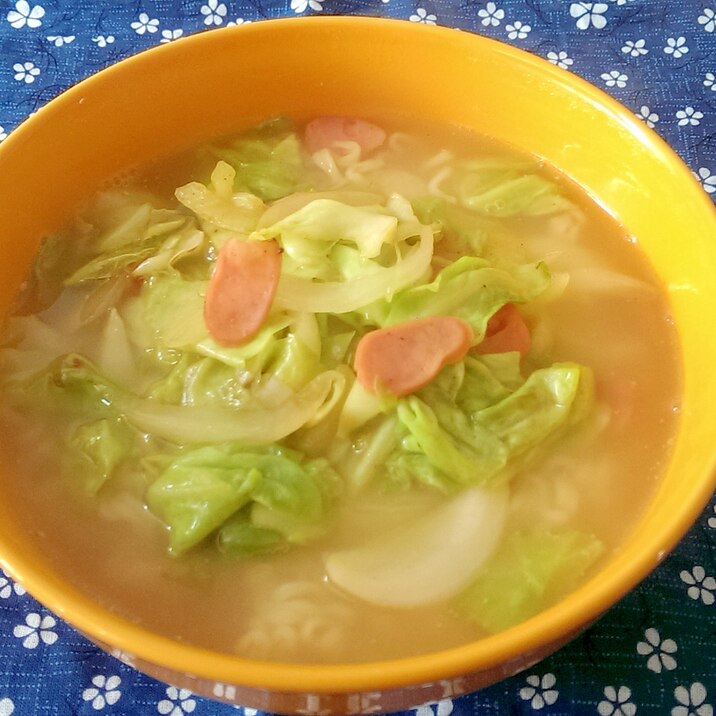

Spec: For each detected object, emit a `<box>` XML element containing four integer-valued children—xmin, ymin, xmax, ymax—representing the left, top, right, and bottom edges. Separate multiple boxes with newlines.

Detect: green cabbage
<box><xmin>146</xmin><ymin>445</ymin><xmax>263</xmax><ymax>553</ymax></box>
<box><xmin>273</xmin><ymin>225</ymin><xmax>434</xmax><ymax>314</ymax></box>
<box><xmin>65</xmin><ymin>208</ymin><xmax>200</xmax><ymax>285</ymax></box>
<box><xmin>210</xmin><ymin>120</ymin><xmax>306</xmax><ymax>201</ymax></box>
<box><xmin>261</xmin><ymin>199</ymin><xmax>398</xmax><ymax>260</ymax></box>
<box><xmin>2</xmin><ymin>354</ymin><xmax>138</xmax><ymax>493</ymax></box>
<box><xmin>217</xmin><ymin>511</ymin><xmax>287</xmax><ymax>557</ymax></box>
<box><xmin>455</xmin><ymin>530</ymin><xmax>604</xmax><ymax>632</ymax></box>
<box><xmin>13</xmin><ymin>232</ymin><xmax>88</xmax><ymax>313</ymax></box>
<box><xmin>147</xmin><ymin>443</ymin><xmax>341</xmax><ymax>553</ymax></box>
<box><xmin>392</xmin><ymin>362</ymin><xmax>592</xmax><ymax>489</ymax></box>
<box><xmin>396</xmin><ymin>397</ymin><xmax>506</xmax><ymax>488</ymax></box>
<box><xmin>139</xmin><ymin>274</ymin><xmax>208</xmax><ymax>349</ymax></box>
<box><xmin>6</xmin><ymin>353</ymin><xmax>120</xmax><ymax>419</ymax></box>
<box><xmin>175</xmin><ymin>161</ymin><xmax>264</xmax><ymax>234</ymax></box>
<box><xmin>455</xmin><ymin>158</ymin><xmax>572</xmax><ymax>217</ymax></box>
<box><xmin>67</xmin><ymin>417</ymin><xmax>137</xmax><ymax>494</ymax></box>
<box><xmin>148</xmin><ymin>355</ymin><xmax>246</xmax><ymax>407</ymax></box>
<box><xmin>384</xmin><ymin>256</ymin><xmax>550</xmax><ymax>339</ymax></box>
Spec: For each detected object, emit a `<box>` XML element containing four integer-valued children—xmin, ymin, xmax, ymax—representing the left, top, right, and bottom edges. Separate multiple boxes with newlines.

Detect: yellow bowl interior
<box><xmin>0</xmin><ymin>16</ymin><xmax>715</xmax><ymax>695</ymax></box>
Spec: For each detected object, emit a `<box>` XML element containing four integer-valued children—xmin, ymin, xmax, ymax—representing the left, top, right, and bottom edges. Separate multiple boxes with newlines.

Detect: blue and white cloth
<box><xmin>0</xmin><ymin>1</ymin><xmax>715</xmax><ymax>714</ymax></box>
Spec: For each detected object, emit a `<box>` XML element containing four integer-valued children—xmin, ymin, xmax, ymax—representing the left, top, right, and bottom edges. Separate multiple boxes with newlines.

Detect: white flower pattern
<box><xmin>598</xmin><ymin>686</ymin><xmax>637</xmax><ymax>716</ymax></box>
<box><xmin>157</xmin><ymin>686</ymin><xmax>196</xmax><ymax>715</ymax></box>
<box><xmin>130</xmin><ymin>11</ymin><xmax>159</xmax><ymax>35</ymax></box>
<box><xmin>12</xmin><ymin>60</ymin><xmax>40</xmax><ymax>83</ymax></box>
<box><xmin>200</xmin><ymin>0</ymin><xmax>227</xmax><ymax>26</ymax></box>
<box><xmin>81</xmin><ymin>675</ymin><xmax>122</xmax><ymax>711</ymax></box>
<box><xmin>664</xmin><ymin>36</ymin><xmax>689</xmax><ymax>58</ymax></box>
<box><xmin>290</xmin><ymin>0</ymin><xmax>324</xmax><ymax>12</ymax></box>
<box><xmin>570</xmin><ymin>2</ymin><xmax>609</xmax><ymax>30</ymax></box>
<box><xmin>680</xmin><ymin>565</ymin><xmax>715</xmax><ymax>602</ymax></box>
<box><xmin>695</xmin><ymin>168</ymin><xmax>716</xmax><ymax>194</ymax></box>
<box><xmin>673</xmin><ymin>683</ymin><xmax>713</xmax><ymax>716</ymax></box>
<box><xmin>46</xmin><ymin>34</ymin><xmax>74</xmax><ymax>46</ymax></box>
<box><xmin>697</xmin><ymin>8</ymin><xmax>716</xmax><ymax>33</ymax></box>
<box><xmin>160</xmin><ymin>29</ymin><xmax>183</xmax><ymax>43</ymax></box>
<box><xmin>12</xmin><ymin>613</ymin><xmax>58</xmax><ymax>648</ymax></box>
<box><xmin>708</xmin><ymin>504</ymin><xmax>716</xmax><ymax>527</ymax></box>
<box><xmin>6</xmin><ymin>1</ymin><xmax>44</xmax><ymax>29</ymax></box>
<box><xmin>92</xmin><ymin>34</ymin><xmax>115</xmax><ymax>47</ymax></box>
<box><xmin>519</xmin><ymin>673</ymin><xmax>559</xmax><ymax>710</ymax></box>
<box><xmin>636</xmin><ymin>104</ymin><xmax>659</xmax><ymax>129</ymax></box>
<box><xmin>0</xmin><ymin>126</ymin><xmax>7</xmax><ymax>142</ymax></box>
<box><xmin>415</xmin><ymin>699</ymin><xmax>454</xmax><ymax>716</ymax></box>
<box><xmin>506</xmin><ymin>20</ymin><xmax>530</xmax><ymax>39</ymax></box>
<box><xmin>601</xmin><ymin>69</ymin><xmax>628</xmax><ymax>87</ymax></box>
<box><xmin>547</xmin><ymin>50</ymin><xmax>574</xmax><ymax>68</ymax></box>
<box><xmin>636</xmin><ymin>628</ymin><xmax>677</xmax><ymax>672</ymax></box>
<box><xmin>622</xmin><ymin>39</ymin><xmax>648</xmax><ymax>56</ymax></box>
<box><xmin>478</xmin><ymin>2</ymin><xmax>504</xmax><ymax>27</ymax></box>
<box><xmin>409</xmin><ymin>8</ymin><xmax>437</xmax><ymax>24</ymax></box>
<box><xmin>0</xmin><ymin>573</ymin><xmax>25</xmax><ymax>599</ymax></box>
<box><xmin>0</xmin><ymin>698</ymin><xmax>14</xmax><ymax>716</ymax></box>
<box><xmin>676</xmin><ymin>107</ymin><xmax>704</xmax><ymax>127</ymax></box>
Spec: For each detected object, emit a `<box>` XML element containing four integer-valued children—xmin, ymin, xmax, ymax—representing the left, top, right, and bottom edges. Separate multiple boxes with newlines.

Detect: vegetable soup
<box><xmin>0</xmin><ymin>116</ymin><xmax>680</xmax><ymax>663</ymax></box>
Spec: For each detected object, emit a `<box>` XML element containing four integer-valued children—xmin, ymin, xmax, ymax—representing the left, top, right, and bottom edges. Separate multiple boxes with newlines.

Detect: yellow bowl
<box><xmin>1</xmin><ymin>16</ymin><xmax>715</xmax><ymax>714</ymax></box>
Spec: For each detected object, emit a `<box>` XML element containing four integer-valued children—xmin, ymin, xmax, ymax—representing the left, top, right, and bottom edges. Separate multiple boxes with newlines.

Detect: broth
<box><xmin>0</xmin><ymin>117</ymin><xmax>680</xmax><ymax>663</ymax></box>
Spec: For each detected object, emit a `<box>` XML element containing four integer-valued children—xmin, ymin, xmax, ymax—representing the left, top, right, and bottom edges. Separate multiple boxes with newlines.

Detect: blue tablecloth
<box><xmin>0</xmin><ymin>1</ymin><xmax>715</xmax><ymax>714</ymax></box>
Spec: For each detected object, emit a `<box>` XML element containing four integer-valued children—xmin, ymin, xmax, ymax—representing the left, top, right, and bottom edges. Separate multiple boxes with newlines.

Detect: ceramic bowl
<box><xmin>0</xmin><ymin>16</ymin><xmax>715</xmax><ymax>714</ymax></box>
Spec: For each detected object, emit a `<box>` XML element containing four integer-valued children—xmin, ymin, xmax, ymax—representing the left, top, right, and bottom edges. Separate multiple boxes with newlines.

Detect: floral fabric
<box><xmin>0</xmin><ymin>0</ymin><xmax>714</xmax><ymax>714</ymax></box>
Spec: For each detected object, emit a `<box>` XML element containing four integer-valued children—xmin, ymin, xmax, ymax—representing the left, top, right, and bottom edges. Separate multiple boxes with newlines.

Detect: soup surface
<box><xmin>0</xmin><ymin>116</ymin><xmax>680</xmax><ymax>663</ymax></box>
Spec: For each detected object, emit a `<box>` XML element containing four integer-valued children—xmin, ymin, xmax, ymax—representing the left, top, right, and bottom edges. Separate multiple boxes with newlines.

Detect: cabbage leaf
<box><xmin>455</xmin><ymin>529</ymin><xmax>604</xmax><ymax>632</ymax></box>
<box><xmin>455</xmin><ymin>158</ymin><xmax>572</xmax><ymax>217</ymax></box>
<box><xmin>384</xmin><ymin>256</ymin><xmax>550</xmax><ymax>339</ymax></box>
<box><xmin>65</xmin><ymin>209</ymin><xmax>199</xmax><ymax>285</ymax></box>
<box><xmin>393</xmin><ymin>362</ymin><xmax>592</xmax><ymax>489</ymax></box>
<box><xmin>273</xmin><ymin>225</ymin><xmax>434</xmax><ymax>314</ymax></box>
<box><xmin>67</xmin><ymin>417</ymin><xmax>137</xmax><ymax>494</ymax></box>
<box><xmin>261</xmin><ymin>199</ymin><xmax>398</xmax><ymax>260</ymax></box>
<box><xmin>210</xmin><ymin>125</ymin><xmax>306</xmax><ymax>201</ymax></box>
<box><xmin>217</xmin><ymin>511</ymin><xmax>287</xmax><ymax>557</ymax></box>
<box><xmin>175</xmin><ymin>161</ymin><xmax>264</xmax><ymax>234</ymax></box>
<box><xmin>146</xmin><ymin>443</ymin><xmax>341</xmax><ymax>553</ymax></box>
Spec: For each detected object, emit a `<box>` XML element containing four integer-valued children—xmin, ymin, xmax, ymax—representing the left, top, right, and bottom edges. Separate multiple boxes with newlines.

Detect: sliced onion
<box><xmin>123</xmin><ymin>370</ymin><xmax>344</xmax><ymax>445</ymax></box>
<box><xmin>325</xmin><ymin>486</ymin><xmax>508</xmax><ymax>608</ymax></box>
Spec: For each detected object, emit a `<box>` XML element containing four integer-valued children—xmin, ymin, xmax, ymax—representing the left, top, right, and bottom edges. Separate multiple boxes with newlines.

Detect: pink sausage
<box><xmin>204</xmin><ymin>238</ymin><xmax>282</xmax><ymax>346</ymax></box>
<box><xmin>304</xmin><ymin>116</ymin><xmax>387</xmax><ymax>155</ymax></box>
<box><xmin>475</xmin><ymin>304</ymin><xmax>531</xmax><ymax>356</ymax></box>
<box><xmin>354</xmin><ymin>316</ymin><xmax>474</xmax><ymax>397</ymax></box>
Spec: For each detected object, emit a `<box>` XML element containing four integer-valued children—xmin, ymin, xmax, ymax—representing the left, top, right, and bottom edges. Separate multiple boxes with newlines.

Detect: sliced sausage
<box><xmin>475</xmin><ymin>304</ymin><xmax>531</xmax><ymax>356</ymax></box>
<box><xmin>304</xmin><ymin>116</ymin><xmax>387</xmax><ymax>156</ymax></box>
<box><xmin>204</xmin><ymin>238</ymin><xmax>281</xmax><ymax>346</ymax></box>
<box><xmin>354</xmin><ymin>316</ymin><xmax>474</xmax><ymax>397</ymax></box>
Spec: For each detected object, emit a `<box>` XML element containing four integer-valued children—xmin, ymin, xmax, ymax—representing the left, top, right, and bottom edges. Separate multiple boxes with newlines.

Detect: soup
<box><xmin>0</xmin><ymin>116</ymin><xmax>680</xmax><ymax>663</ymax></box>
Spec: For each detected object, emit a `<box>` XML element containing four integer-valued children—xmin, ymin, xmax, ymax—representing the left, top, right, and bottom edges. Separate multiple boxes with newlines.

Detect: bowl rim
<box><xmin>1</xmin><ymin>14</ymin><xmax>716</xmax><ymax>695</ymax></box>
